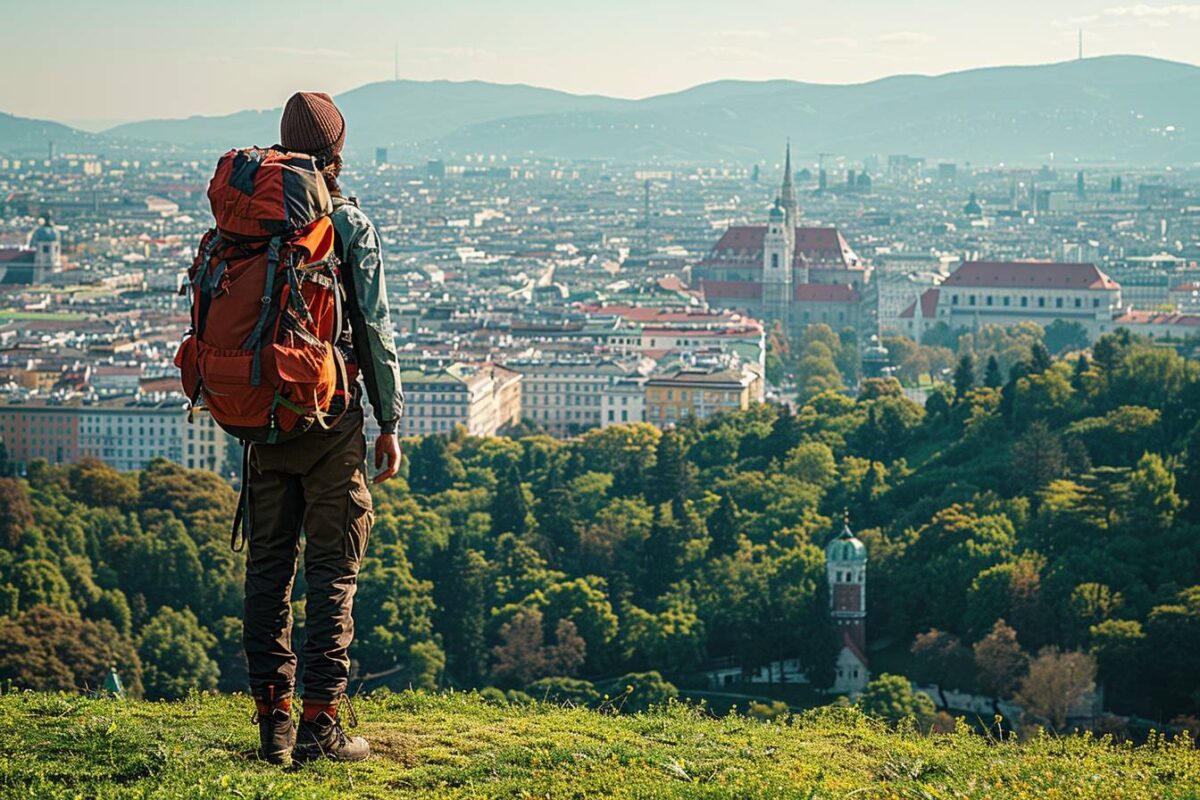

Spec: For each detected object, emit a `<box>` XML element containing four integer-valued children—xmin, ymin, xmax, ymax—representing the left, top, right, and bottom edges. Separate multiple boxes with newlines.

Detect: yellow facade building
<box><xmin>644</xmin><ymin>365</ymin><xmax>763</xmax><ymax>426</ymax></box>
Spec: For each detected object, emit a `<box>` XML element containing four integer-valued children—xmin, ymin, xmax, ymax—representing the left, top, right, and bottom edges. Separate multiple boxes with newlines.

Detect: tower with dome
<box><xmin>701</xmin><ymin>512</ymin><xmax>872</xmax><ymax>694</ymax></box>
<box><xmin>0</xmin><ymin>217</ymin><xmax>63</xmax><ymax>285</ymax></box>
<box><xmin>30</xmin><ymin>217</ymin><xmax>62</xmax><ymax>284</ymax></box>
<box><xmin>827</xmin><ymin>515</ymin><xmax>869</xmax><ymax>694</ymax></box>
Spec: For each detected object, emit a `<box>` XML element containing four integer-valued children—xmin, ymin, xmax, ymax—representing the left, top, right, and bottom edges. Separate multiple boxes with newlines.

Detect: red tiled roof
<box><xmin>590</xmin><ymin>304</ymin><xmax>744</xmax><ymax>324</ymax></box>
<box><xmin>704</xmin><ymin>225</ymin><xmax>860</xmax><ymax>269</ymax></box>
<box><xmin>920</xmin><ymin>288</ymin><xmax>940</xmax><ymax>318</ymax></box>
<box><xmin>656</xmin><ymin>275</ymin><xmax>687</xmax><ymax>292</ymax></box>
<box><xmin>139</xmin><ymin>377</ymin><xmax>181</xmax><ymax>393</ymax></box>
<box><xmin>0</xmin><ymin>249</ymin><xmax>32</xmax><ymax>264</ymax></box>
<box><xmin>841</xmin><ymin>629</ymin><xmax>869</xmax><ymax>667</ymax></box>
<box><xmin>641</xmin><ymin>327</ymin><xmax>758</xmax><ymax>338</ymax></box>
<box><xmin>944</xmin><ymin>261</ymin><xmax>1119</xmax><ymax>290</ymax></box>
<box><xmin>899</xmin><ymin>289</ymin><xmax>940</xmax><ymax>320</ymax></box>
<box><xmin>794</xmin><ymin>284</ymin><xmax>859</xmax><ymax>302</ymax></box>
<box><xmin>1113</xmin><ymin>310</ymin><xmax>1200</xmax><ymax>327</ymax></box>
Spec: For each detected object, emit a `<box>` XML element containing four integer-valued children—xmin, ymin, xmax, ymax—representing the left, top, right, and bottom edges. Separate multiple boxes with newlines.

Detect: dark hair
<box><xmin>322</xmin><ymin>154</ymin><xmax>343</xmax><ymax>197</ymax></box>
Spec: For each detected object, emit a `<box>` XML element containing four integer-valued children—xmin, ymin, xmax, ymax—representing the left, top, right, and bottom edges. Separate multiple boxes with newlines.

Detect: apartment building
<box><xmin>639</xmin><ymin>326</ymin><xmax>764</xmax><ymax>364</ymax></box>
<box><xmin>507</xmin><ymin>357</ymin><xmax>638</xmax><ymax>436</ymax></box>
<box><xmin>644</xmin><ymin>364</ymin><xmax>763</xmax><ymax>427</ymax></box>
<box><xmin>600</xmin><ymin>376</ymin><xmax>647</xmax><ymax>428</ymax></box>
<box><xmin>0</xmin><ymin>397</ymin><xmax>224</xmax><ymax>473</ymax></box>
<box><xmin>487</xmin><ymin>364</ymin><xmax>523</xmax><ymax>431</ymax></box>
<box><xmin>398</xmin><ymin>363</ymin><xmax>510</xmax><ymax>438</ymax></box>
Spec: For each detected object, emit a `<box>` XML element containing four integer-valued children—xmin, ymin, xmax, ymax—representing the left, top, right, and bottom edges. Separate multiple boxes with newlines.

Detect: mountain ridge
<box><xmin>4</xmin><ymin>55</ymin><xmax>1198</xmax><ymax>164</ymax></box>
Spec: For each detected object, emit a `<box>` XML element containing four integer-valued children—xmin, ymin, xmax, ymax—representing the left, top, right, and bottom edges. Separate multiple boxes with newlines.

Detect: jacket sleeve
<box><xmin>334</xmin><ymin>203</ymin><xmax>404</xmax><ymax>432</ymax></box>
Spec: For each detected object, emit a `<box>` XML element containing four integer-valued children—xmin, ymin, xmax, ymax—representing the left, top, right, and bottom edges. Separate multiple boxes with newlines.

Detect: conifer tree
<box><xmin>984</xmin><ymin>355</ymin><xmax>1004</xmax><ymax>388</ymax></box>
<box><xmin>953</xmin><ymin>353</ymin><xmax>976</xmax><ymax>400</ymax></box>
<box><xmin>648</xmin><ymin>429</ymin><xmax>693</xmax><ymax>506</ymax></box>
<box><xmin>491</xmin><ymin>458</ymin><xmax>531</xmax><ymax>537</ymax></box>
<box><xmin>708</xmin><ymin>493</ymin><xmax>740</xmax><ymax>556</ymax></box>
<box><xmin>1029</xmin><ymin>341</ymin><xmax>1053</xmax><ymax>374</ymax></box>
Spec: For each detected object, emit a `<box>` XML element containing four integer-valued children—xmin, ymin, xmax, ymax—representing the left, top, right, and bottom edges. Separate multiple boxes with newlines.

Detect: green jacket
<box><xmin>330</xmin><ymin>196</ymin><xmax>404</xmax><ymax>432</ymax></box>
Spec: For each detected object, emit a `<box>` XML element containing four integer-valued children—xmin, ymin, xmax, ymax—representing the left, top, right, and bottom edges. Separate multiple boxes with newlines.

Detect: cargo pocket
<box><xmin>197</xmin><ymin>344</ymin><xmax>275</xmax><ymax>428</ymax></box>
<box><xmin>344</xmin><ymin>480</ymin><xmax>373</xmax><ymax>567</ymax></box>
<box><xmin>273</xmin><ymin>341</ymin><xmax>337</xmax><ymax>418</ymax></box>
<box><xmin>173</xmin><ymin>336</ymin><xmax>200</xmax><ymax>399</ymax></box>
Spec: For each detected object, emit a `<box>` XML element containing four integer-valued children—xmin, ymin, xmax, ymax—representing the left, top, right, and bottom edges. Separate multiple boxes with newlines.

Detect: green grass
<box><xmin>0</xmin><ymin>691</ymin><xmax>1196</xmax><ymax>799</ymax></box>
<box><xmin>0</xmin><ymin>310</ymin><xmax>84</xmax><ymax>322</ymax></box>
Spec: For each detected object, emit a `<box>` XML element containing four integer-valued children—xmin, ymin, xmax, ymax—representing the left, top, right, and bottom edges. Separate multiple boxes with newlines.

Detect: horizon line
<box><xmin>15</xmin><ymin>52</ymin><xmax>1198</xmax><ymax>133</ymax></box>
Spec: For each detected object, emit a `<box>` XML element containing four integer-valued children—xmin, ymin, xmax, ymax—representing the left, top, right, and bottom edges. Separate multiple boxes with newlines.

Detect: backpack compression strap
<box><xmin>230</xmin><ymin>440</ymin><xmax>251</xmax><ymax>552</ymax></box>
<box><xmin>241</xmin><ymin>236</ymin><xmax>283</xmax><ymax>387</ymax></box>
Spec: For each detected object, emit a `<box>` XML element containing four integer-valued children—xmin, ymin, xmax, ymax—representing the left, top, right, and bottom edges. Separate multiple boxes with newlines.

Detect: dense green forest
<box><xmin>1</xmin><ymin>325</ymin><xmax>1198</xmax><ymax>733</ymax></box>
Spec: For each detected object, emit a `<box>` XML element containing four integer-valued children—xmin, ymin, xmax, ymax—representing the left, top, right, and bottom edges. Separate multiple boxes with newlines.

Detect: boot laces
<box><xmin>339</xmin><ymin>693</ymin><xmax>359</xmax><ymax>729</ymax></box>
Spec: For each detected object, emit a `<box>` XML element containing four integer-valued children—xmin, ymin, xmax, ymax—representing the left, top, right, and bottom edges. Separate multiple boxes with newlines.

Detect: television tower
<box><xmin>1078</xmin><ymin>29</ymin><xmax>1083</xmax><ymax>60</ymax></box>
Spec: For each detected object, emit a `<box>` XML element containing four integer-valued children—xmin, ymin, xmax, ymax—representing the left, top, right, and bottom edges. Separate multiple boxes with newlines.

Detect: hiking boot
<box><xmin>253</xmin><ymin>705</ymin><xmax>295</xmax><ymax>765</ymax></box>
<box><xmin>293</xmin><ymin>699</ymin><xmax>369</xmax><ymax>764</ymax></box>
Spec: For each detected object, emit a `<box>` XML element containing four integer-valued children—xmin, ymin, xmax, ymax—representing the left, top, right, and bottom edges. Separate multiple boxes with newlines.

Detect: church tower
<box><xmin>827</xmin><ymin>514</ymin><xmax>868</xmax><ymax>693</ymax></box>
<box><xmin>30</xmin><ymin>217</ymin><xmax>62</xmax><ymax>284</ymax></box>
<box><xmin>762</xmin><ymin>143</ymin><xmax>798</xmax><ymax>333</ymax></box>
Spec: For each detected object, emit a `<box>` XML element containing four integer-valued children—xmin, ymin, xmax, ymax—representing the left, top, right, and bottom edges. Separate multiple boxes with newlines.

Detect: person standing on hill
<box><xmin>246</xmin><ymin>91</ymin><xmax>403</xmax><ymax>765</ymax></box>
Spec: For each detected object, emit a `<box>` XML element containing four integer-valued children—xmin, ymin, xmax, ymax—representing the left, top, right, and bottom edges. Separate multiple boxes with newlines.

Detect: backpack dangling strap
<box><xmin>310</xmin><ymin>345</ymin><xmax>350</xmax><ymax>431</ymax></box>
<box><xmin>230</xmin><ymin>440</ymin><xmax>252</xmax><ymax>552</ymax></box>
<box><xmin>309</xmin><ymin>259</ymin><xmax>350</xmax><ymax>431</ymax></box>
<box><xmin>186</xmin><ymin>381</ymin><xmax>204</xmax><ymax>424</ymax></box>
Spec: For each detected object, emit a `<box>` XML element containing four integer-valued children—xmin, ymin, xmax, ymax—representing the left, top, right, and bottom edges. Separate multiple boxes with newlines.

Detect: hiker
<box><xmin>176</xmin><ymin>90</ymin><xmax>403</xmax><ymax>765</ymax></box>
<box><xmin>241</xmin><ymin>91</ymin><xmax>404</xmax><ymax>765</ymax></box>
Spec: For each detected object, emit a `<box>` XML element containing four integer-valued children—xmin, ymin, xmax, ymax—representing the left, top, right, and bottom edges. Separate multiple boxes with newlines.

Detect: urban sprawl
<box><xmin>2</xmin><ymin>146</ymin><xmax>1198</xmax><ymax>478</ymax></box>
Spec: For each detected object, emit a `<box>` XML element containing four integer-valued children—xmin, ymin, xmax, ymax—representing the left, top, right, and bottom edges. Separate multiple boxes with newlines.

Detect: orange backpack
<box><xmin>175</xmin><ymin>147</ymin><xmax>348</xmax><ymax>447</ymax></box>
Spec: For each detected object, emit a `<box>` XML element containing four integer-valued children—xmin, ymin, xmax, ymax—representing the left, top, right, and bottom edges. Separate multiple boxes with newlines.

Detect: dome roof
<box><xmin>30</xmin><ymin>220</ymin><xmax>59</xmax><ymax>244</ymax></box>
<box><xmin>827</xmin><ymin>522</ymin><xmax>867</xmax><ymax>563</ymax></box>
<box><xmin>768</xmin><ymin>201</ymin><xmax>786</xmax><ymax>222</ymax></box>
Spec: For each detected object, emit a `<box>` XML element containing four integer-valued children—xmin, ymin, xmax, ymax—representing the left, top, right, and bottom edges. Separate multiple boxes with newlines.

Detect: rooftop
<box><xmin>943</xmin><ymin>261</ymin><xmax>1119</xmax><ymax>290</ymax></box>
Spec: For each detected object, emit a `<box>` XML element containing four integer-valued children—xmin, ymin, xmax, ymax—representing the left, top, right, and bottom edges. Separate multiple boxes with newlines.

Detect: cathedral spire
<box><xmin>781</xmin><ymin>140</ymin><xmax>794</xmax><ymax>195</ymax></box>
<box><xmin>779</xmin><ymin>140</ymin><xmax>798</xmax><ymax>233</ymax></box>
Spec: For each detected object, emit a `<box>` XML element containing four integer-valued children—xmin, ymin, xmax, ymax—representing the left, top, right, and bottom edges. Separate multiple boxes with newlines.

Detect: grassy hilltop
<box><xmin>0</xmin><ymin>692</ymin><xmax>1196</xmax><ymax>799</ymax></box>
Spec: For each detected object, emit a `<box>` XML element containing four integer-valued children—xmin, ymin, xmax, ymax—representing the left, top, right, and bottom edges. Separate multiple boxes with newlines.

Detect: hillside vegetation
<box><xmin>1</xmin><ymin>325</ymin><xmax>1199</xmax><ymax>734</ymax></box>
<box><xmin>1</xmin><ymin>691</ymin><xmax>1196</xmax><ymax>799</ymax></box>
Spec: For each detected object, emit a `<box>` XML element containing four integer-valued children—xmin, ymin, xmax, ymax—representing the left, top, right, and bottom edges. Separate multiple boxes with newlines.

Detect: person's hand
<box><xmin>373</xmin><ymin>433</ymin><xmax>401</xmax><ymax>484</ymax></box>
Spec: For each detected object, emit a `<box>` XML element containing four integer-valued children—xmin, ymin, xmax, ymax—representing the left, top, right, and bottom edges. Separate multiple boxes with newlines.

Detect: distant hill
<box><xmin>0</xmin><ymin>112</ymin><xmax>107</xmax><ymax>159</ymax></box>
<box><xmin>106</xmin><ymin>81</ymin><xmax>629</xmax><ymax>157</ymax></box>
<box><xmin>6</xmin><ymin>56</ymin><xmax>1200</xmax><ymax>164</ymax></box>
<box><xmin>428</xmin><ymin>56</ymin><xmax>1200</xmax><ymax>164</ymax></box>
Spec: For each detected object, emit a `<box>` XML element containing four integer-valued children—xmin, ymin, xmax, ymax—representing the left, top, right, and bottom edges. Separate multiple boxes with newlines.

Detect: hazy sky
<box><xmin>4</xmin><ymin>0</ymin><xmax>1199</xmax><ymax>126</ymax></box>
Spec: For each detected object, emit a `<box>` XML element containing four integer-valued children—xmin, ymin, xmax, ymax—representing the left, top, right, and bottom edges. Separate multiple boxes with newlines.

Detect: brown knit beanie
<box><xmin>279</xmin><ymin>92</ymin><xmax>346</xmax><ymax>161</ymax></box>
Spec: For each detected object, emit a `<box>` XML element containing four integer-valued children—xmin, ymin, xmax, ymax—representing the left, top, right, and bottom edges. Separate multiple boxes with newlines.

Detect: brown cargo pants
<box><xmin>243</xmin><ymin>408</ymin><xmax>373</xmax><ymax>703</ymax></box>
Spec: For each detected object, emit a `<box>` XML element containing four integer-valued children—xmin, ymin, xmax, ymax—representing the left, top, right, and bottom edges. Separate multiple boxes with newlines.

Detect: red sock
<box><xmin>255</xmin><ymin>696</ymin><xmax>292</xmax><ymax>716</ymax></box>
<box><xmin>302</xmin><ymin>699</ymin><xmax>338</xmax><ymax>722</ymax></box>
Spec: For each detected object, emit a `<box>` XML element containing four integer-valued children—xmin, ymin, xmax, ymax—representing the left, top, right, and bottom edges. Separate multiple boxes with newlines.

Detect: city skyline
<box><xmin>6</xmin><ymin>0</ymin><xmax>1200</xmax><ymax>126</ymax></box>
